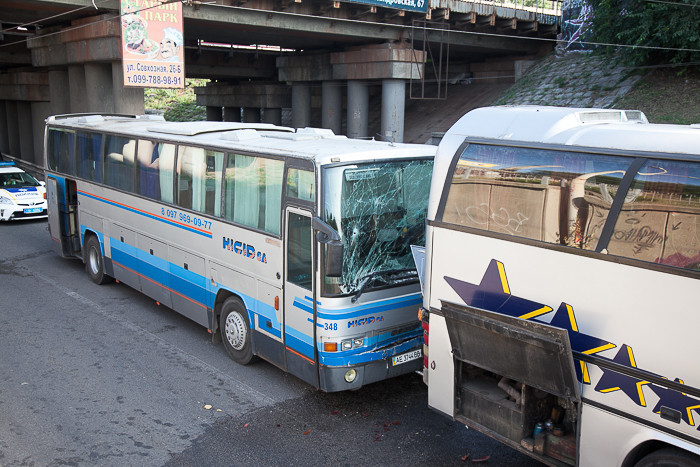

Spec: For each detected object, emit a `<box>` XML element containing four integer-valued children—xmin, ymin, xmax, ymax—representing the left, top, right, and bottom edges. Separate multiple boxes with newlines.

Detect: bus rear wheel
<box><xmin>635</xmin><ymin>447</ymin><xmax>700</xmax><ymax>467</ymax></box>
<box><xmin>220</xmin><ymin>297</ymin><xmax>256</xmax><ymax>365</ymax></box>
<box><xmin>84</xmin><ymin>235</ymin><xmax>112</xmax><ymax>285</ymax></box>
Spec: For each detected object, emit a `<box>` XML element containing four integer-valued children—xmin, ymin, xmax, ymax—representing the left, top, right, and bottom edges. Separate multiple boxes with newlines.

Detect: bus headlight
<box><xmin>344</xmin><ymin>369</ymin><xmax>357</xmax><ymax>383</ymax></box>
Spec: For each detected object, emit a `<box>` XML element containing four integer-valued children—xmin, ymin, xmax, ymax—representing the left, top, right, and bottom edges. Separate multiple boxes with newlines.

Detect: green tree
<box><xmin>588</xmin><ymin>0</ymin><xmax>700</xmax><ymax>68</ymax></box>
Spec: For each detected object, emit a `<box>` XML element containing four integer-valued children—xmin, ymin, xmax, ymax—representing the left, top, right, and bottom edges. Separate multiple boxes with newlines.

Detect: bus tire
<box><xmin>635</xmin><ymin>447</ymin><xmax>700</xmax><ymax>467</ymax></box>
<box><xmin>84</xmin><ymin>235</ymin><xmax>112</xmax><ymax>285</ymax></box>
<box><xmin>220</xmin><ymin>297</ymin><xmax>256</xmax><ymax>365</ymax></box>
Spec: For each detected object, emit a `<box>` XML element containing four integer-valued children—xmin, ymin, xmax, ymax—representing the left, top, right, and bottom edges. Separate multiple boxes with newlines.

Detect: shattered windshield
<box><xmin>322</xmin><ymin>158</ymin><xmax>433</xmax><ymax>296</ymax></box>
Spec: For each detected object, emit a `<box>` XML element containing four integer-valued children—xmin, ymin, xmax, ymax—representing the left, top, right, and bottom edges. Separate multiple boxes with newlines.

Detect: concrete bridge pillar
<box><xmin>5</xmin><ymin>102</ymin><xmax>20</xmax><ymax>158</ymax></box>
<box><xmin>0</xmin><ymin>101</ymin><xmax>9</xmax><ymax>155</ymax></box>
<box><xmin>322</xmin><ymin>81</ymin><xmax>342</xmax><ymax>134</ymax></box>
<box><xmin>331</xmin><ymin>43</ymin><xmax>425</xmax><ymax>142</ymax></box>
<box><xmin>84</xmin><ymin>63</ymin><xmax>115</xmax><ymax>113</ymax></box>
<box><xmin>31</xmin><ymin>101</ymin><xmax>51</xmax><ymax>166</ymax></box>
<box><xmin>207</xmin><ymin>106</ymin><xmax>223</xmax><ymax>121</ymax></box>
<box><xmin>68</xmin><ymin>66</ymin><xmax>88</xmax><ymax>113</ymax></box>
<box><xmin>112</xmin><ymin>62</ymin><xmax>144</xmax><ymax>115</ymax></box>
<box><xmin>381</xmin><ymin>79</ymin><xmax>405</xmax><ymax>143</ymax></box>
<box><xmin>347</xmin><ymin>80</ymin><xmax>369</xmax><ymax>139</ymax></box>
<box><xmin>223</xmin><ymin>107</ymin><xmax>241</xmax><ymax>122</ymax></box>
<box><xmin>17</xmin><ymin>102</ymin><xmax>34</xmax><ymax>164</ymax></box>
<box><xmin>292</xmin><ymin>83</ymin><xmax>311</xmax><ymax>129</ymax></box>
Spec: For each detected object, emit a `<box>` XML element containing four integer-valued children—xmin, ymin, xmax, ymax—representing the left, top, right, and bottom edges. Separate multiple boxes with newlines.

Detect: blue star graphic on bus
<box><xmin>444</xmin><ymin>259</ymin><xmax>552</xmax><ymax>320</ymax></box>
<box><xmin>546</xmin><ymin>302</ymin><xmax>616</xmax><ymax>385</ymax></box>
<box><xmin>649</xmin><ymin>379</ymin><xmax>700</xmax><ymax>427</ymax></box>
<box><xmin>595</xmin><ymin>345</ymin><xmax>652</xmax><ymax>407</ymax></box>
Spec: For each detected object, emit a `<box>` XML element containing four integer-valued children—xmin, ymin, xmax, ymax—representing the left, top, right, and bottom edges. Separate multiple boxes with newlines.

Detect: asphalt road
<box><xmin>0</xmin><ymin>219</ymin><xmax>542</xmax><ymax>467</ymax></box>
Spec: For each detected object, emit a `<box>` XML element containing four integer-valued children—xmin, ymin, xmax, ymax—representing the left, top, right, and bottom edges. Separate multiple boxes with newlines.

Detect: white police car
<box><xmin>0</xmin><ymin>161</ymin><xmax>48</xmax><ymax>221</ymax></box>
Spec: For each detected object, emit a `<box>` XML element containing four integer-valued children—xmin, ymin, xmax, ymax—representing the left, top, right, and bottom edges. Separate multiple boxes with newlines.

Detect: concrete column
<box><xmin>206</xmin><ymin>106</ymin><xmax>223</xmax><ymax>121</ymax></box>
<box><xmin>48</xmin><ymin>69</ymin><xmax>70</xmax><ymax>117</ymax></box>
<box><xmin>322</xmin><ymin>81</ymin><xmax>342</xmax><ymax>134</ymax></box>
<box><xmin>347</xmin><ymin>80</ymin><xmax>368</xmax><ymax>139</ymax></box>
<box><xmin>223</xmin><ymin>107</ymin><xmax>240</xmax><ymax>122</ymax></box>
<box><xmin>242</xmin><ymin>107</ymin><xmax>261</xmax><ymax>123</ymax></box>
<box><xmin>17</xmin><ymin>102</ymin><xmax>34</xmax><ymax>164</ymax></box>
<box><xmin>68</xmin><ymin>65</ymin><xmax>88</xmax><ymax>113</ymax></box>
<box><xmin>0</xmin><ymin>101</ymin><xmax>9</xmax><ymax>155</ymax></box>
<box><xmin>112</xmin><ymin>62</ymin><xmax>145</xmax><ymax>115</ymax></box>
<box><xmin>291</xmin><ymin>83</ymin><xmax>311</xmax><ymax>129</ymax></box>
<box><xmin>31</xmin><ymin>101</ymin><xmax>51</xmax><ymax>167</ymax></box>
<box><xmin>262</xmin><ymin>108</ymin><xmax>282</xmax><ymax>125</ymax></box>
<box><xmin>84</xmin><ymin>63</ymin><xmax>114</xmax><ymax>113</ymax></box>
<box><xmin>380</xmin><ymin>79</ymin><xmax>406</xmax><ymax>143</ymax></box>
<box><xmin>6</xmin><ymin>101</ymin><xmax>20</xmax><ymax>158</ymax></box>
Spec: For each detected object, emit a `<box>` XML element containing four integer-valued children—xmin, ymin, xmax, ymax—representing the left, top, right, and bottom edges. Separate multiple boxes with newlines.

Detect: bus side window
<box><xmin>104</xmin><ymin>135</ymin><xmax>136</xmax><ymax>192</ymax></box>
<box><xmin>223</xmin><ymin>154</ymin><xmax>284</xmax><ymax>235</ymax></box>
<box><xmin>607</xmin><ymin>159</ymin><xmax>700</xmax><ymax>271</ymax></box>
<box><xmin>176</xmin><ymin>146</ymin><xmax>223</xmax><ymax>215</ymax></box>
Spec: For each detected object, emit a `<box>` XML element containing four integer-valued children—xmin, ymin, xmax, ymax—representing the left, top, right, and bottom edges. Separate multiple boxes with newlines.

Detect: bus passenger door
<box><xmin>283</xmin><ymin>208</ymin><xmax>318</xmax><ymax>387</ymax></box>
<box><xmin>47</xmin><ymin>176</ymin><xmax>80</xmax><ymax>258</ymax></box>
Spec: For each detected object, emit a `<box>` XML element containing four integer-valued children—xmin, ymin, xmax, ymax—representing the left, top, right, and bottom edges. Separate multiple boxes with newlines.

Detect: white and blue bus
<box><xmin>45</xmin><ymin>114</ymin><xmax>434</xmax><ymax>392</ymax></box>
<box><xmin>421</xmin><ymin>106</ymin><xmax>699</xmax><ymax>466</ymax></box>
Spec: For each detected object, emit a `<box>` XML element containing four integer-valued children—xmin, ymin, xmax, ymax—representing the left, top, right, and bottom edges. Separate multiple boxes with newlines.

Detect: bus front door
<box><xmin>283</xmin><ymin>208</ymin><xmax>318</xmax><ymax>387</ymax></box>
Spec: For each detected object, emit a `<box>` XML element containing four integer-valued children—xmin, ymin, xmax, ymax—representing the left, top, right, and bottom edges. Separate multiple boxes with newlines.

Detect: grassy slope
<box><xmin>144</xmin><ymin>79</ymin><xmax>207</xmax><ymax>121</ymax></box>
<box><xmin>612</xmin><ymin>68</ymin><xmax>700</xmax><ymax>124</ymax></box>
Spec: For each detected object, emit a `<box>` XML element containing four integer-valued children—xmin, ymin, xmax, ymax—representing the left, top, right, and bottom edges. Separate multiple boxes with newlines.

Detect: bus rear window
<box><xmin>441</xmin><ymin>144</ymin><xmax>634</xmax><ymax>250</ymax></box>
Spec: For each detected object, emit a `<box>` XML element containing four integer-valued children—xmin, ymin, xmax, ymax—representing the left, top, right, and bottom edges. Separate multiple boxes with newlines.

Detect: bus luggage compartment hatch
<box><xmin>441</xmin><ymin>300</ymin><xmax>580</xmax><ymax>402</ymax></box>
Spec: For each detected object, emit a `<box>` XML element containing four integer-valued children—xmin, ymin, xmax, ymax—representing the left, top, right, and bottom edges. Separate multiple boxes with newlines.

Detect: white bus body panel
<box><xmin>427</xmin><ymin>226</ymin><xmax>700</xmax><ymax>462</ymax></box>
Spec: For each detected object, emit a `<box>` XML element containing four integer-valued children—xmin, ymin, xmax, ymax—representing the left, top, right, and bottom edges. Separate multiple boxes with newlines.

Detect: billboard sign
<box><xmin>344</xmin><ymin>0</ymin><xmax>427</xmax><ymax>13</ymax></box>
<box><xmin>120</xmin><ymin>0</ymin><xmax>185</xmax><ymax>88</ymax></box>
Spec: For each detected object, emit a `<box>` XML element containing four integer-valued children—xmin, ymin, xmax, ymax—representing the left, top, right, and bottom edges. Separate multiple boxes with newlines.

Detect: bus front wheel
<box><xmin>220</xmin><ymin>297</ymin><xmax>256</xmax><ymax>365</ymax></box>
<box><xmin>84</xmin><ymin>235</ymin><xmax>112</xmax><ymax>285</ymax></box>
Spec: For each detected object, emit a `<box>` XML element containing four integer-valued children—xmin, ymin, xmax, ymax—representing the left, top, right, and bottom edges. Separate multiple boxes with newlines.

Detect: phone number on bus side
<box><xmin>161</xmin><ymin>207</ymin><xmax>212</xmax><ymax>230</ymax></box>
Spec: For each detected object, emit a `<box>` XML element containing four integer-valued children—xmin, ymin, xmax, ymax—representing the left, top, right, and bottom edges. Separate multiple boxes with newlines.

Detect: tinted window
<box><xmin>104</xmin><ymin>135</ymin><xmax>136</xmax><ymax>192</ymax></box>
<box><xmin>47</xmin><ymin>128</ymin><xmax>75</xmax><ymax>174</ymax></box>
<box><xmin>608</xmin><ymin>159</ymin><xmax>700</xmax><ymax>271</ymax></box>
<box><xmin>442</xmin><ymin>144</ymin><xmax>634</xmax><ymax>250</ymax></box>
<box><xmin>223</xmin><ymin>154</ymin><xmax>284</xmax><ymax>235</ymax></box>
<box><xmin>287</xmin><ymin>212</ymin><xmax>312</xmax><ymax>289</ymax></box>
<box><xmin>137</xmin><ymin>140</ymin><xmax>176</xmax><ymax>202</ymax></box>
<box><xmin>76</xmin><ymin>131</ymin><xmax>103</xmax><ymax>182</ymax></box>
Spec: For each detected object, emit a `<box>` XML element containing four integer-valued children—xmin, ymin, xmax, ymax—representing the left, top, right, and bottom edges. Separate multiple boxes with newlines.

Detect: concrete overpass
<box><xmin>0</xmin><ymin>0</ymin><xmax>560</xmax><ymax>167</ymax></box>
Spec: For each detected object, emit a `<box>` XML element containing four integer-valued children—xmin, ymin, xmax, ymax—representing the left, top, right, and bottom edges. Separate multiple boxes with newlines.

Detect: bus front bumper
<box><xmin>319</xmin><ymin>344</ymin><xmax>422</xmax><ymax>392</ymax></box>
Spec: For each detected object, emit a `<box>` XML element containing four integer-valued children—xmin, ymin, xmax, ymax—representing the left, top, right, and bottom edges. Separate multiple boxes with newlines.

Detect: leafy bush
<box><xmin>144</xmin><ymin>79</ymin><xmax>208</xmax><ymax>121</ymax></box>
<box><xmin>589</xmin><ymin>0</ymin><xmax>700</xmax><ymax>68</ymax></box>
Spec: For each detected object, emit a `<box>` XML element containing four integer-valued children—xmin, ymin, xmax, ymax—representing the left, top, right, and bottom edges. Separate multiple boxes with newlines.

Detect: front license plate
<box><xmin>24</xmin><ymin>208</ymin><xmax>42</xmax><ymax>214</ymax></box>
<box><xmin>392</xmin><ymin>349</ymin><xmax>421</xmax><ymax>366</ymax></box>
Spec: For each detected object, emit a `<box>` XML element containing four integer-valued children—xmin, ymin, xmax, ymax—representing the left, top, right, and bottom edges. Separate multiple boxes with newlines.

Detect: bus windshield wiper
<box><xmin>351</xmin><ymin>268</ymin><xmax>418</xmax><ymax>303</ymax></box>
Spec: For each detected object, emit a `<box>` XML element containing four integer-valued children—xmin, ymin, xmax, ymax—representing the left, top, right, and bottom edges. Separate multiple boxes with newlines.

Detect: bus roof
<box><xmin>429</xmin><ymin>105</ymin><xmax>700</xmax><ymax>219</ymax></box>
<box><xmin>46</xmin><ymin>114</ymin><xmax>436</xmax><ymax>165</ymax></box>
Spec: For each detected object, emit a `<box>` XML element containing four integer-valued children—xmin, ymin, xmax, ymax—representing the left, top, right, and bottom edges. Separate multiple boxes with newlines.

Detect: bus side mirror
<box><xmin>312</xmin><ymin>216</ymin><xmax>344</xmax><ymax>278</ymax></box>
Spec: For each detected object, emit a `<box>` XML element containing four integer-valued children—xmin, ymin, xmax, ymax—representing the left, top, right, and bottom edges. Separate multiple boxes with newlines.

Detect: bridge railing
<box><xmin>429</xmin><ymin>0</ymin><xmax>562</xmax><ymax>22</ymax></box>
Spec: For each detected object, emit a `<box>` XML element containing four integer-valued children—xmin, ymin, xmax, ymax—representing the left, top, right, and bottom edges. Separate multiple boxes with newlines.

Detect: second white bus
<box><xmin>421</xmin><ymin>106</ymin><xmax>700</xmax><ymax>466</ymax></box>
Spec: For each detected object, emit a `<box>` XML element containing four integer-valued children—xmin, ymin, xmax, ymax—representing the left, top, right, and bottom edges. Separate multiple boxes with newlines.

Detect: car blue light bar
<box><xmin>0</xmin><ymin>161</ymin><xmax>16</xmax><ymax>166</ymax></box>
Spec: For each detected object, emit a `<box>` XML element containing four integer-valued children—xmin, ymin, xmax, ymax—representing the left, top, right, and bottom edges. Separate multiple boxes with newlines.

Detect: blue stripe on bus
<box><xmin>285</xmin><ymin>326</ymin><xmax>314</xmax><ymax>359</ymax></box>
<box><xmin>293</xmin><ymin>294</ymin><xmax>421</xmax><ymax>321</ymax></box>
<box><xmin>78</xmin><ymin>191</ymin><xmax>212</xmax><ymax>238</ymax></box>
<box><xmin>111</xmin><ymin>239</ymin><xmax>209</xmax><ymax>308</ymax></box>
